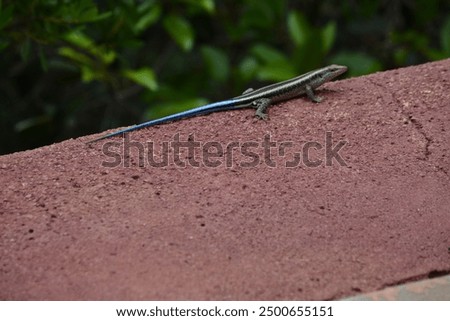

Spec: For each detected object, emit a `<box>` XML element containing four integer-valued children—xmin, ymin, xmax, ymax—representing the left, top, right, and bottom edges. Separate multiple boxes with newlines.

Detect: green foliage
<box><xmin>201</xmin><ymin>46</ymin><xmax>230</xmax><ymax>82</ymax></box>
<box><xmin>0</xmin><ymin>3</ymin><xmax>13</xmax><ymax>31</ymax></box>
<box><xmin>58</xmin><ymin>30</ymin><xmax>117</xmax><ymax>82</ymax></box>
<box><xmin>163</xmin><ymin>15</ymin><xmax>194</xmax><ymax>52</ymax></box>
<box><xmin>123</xmin><ymin>68</ymin><xmax>158</xmax><ymax>91</ymax></box>
<box><xmin>0</xmin><ymin>0</ymin><xmax>449</xmax><ymax>154</ymax></box>
<box><xmin>331</xmin><ymin>52</ymin><xmax>382</xmax><ymax>76</ymax></box>
<box><xmin>441</xmin><ymin>17</ymin><xmax>450</xmax><ymax>55</ymax></box>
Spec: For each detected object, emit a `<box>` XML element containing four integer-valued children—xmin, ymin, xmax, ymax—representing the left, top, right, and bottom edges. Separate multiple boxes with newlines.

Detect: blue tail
<box><xmin>87</xmin><ymin>99</ymin><xmax>237</xmax><ymax>143</ymax></box>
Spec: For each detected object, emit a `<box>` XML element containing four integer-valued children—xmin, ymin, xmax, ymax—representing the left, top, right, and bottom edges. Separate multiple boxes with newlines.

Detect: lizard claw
<box><xmin>312</xmin><ymin>96</ymin><xmax>323</xmax><ymax>103</ymax></box>
<box><xmin>255</xmin><ymin>112</ymin><xmax>268</xmax><ymax>120</ymax></box>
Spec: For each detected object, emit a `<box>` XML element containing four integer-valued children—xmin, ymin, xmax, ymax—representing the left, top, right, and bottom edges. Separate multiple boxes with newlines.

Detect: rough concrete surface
<box><xmin>1</xmin><ymin>59</ymin><xmax>449</xmax><ymax>300</ymax></box>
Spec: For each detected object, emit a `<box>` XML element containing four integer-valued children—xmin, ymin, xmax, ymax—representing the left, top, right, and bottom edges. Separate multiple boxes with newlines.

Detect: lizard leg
<box><xmin>242</xmin><ymin>88</ymin><xmax>254</xmax><ymax>94</ymax></box>
<box><xmin>305</xmin><ymin>85</ymin><xmax>322</xmax><ymax>103</ymax></box>
<box><xmin>252</xmin><ymin>98</ymin><xmax>272</xmax><ymax>120</ymax></box>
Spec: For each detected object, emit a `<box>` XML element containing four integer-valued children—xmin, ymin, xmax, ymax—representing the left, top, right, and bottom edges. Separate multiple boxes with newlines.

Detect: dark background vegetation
<box><xmin>0</xmin><ymin>0</ymin><xmax>449</xmax><ymax>154</ymax></box>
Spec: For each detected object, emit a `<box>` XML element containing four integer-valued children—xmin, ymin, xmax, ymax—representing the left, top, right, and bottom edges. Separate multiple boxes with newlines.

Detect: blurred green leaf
<box><xmin>15</xmin><ymin>115</ymin><xmax>52</xmax><ymax>132</ymax></box>
<box><xmin>441</xmin><ymin>16</ymin><xmax>450</xmax><ymax>54</ymax></box>
<box><xmin>257</xmin><ymin>63</ymin><xmax>296</xmax><ymax>81</ymax></box>
<box><xmin>391</xmin><ymin>31</ymin><xmax>429</xmax><ymax>52</ymax></box>
<box><xmin>59</xmin><ymin>45</ymin><xmax>102</xmax><ymax>83</ymax></box>
<box><xmin>238</xmin><ymin>0</ymin><xmax>282</xmax><ymax>32</ymax></box>
<box><xmin>81</xmin><ymin>65</ymin><xmax>97</xmax><ymax>82</ymax></box>
<box><xmin>63</xmin><ymin>30</ymin><xmax>116</xmax><ymax>64</ymax></box>
<box><xmin>52</xmin><ymin>0</ymin><xmax>111</xmax><ymax>23</ymax></box>
<box><xmin>99</xmin><ymin>50</ymin><xmax>116</xmax><ymax>65</ymax></box>
<box><xmin>146</xmin><ymin>97</ymin><xmax>208</xmax><ymax>119</ymax></box>
<box><xmin>426</xmin><ymin>48</ymin><xmax>447</xmax><ymax>61</ymax></box>
<box><xmin>183</xmin><ymin>0</ymin><xmax>215</xmax><ymax>13</ymax></box>
<box><xmin>331</xmin><ymin>52</ymin><xmax>381</xmax><ymax>76</ymax></box>
<box><xmin>238</xmin><ymin>56</ymin><xmax>259</xmax><ymax>81</ymax></box>
<box><xmin>85</xmin><ymin>11</ymin><xmax>112</xmax><ymax>23</ymax></box>
<box><xmin>287</xmin><ymin>11</ymin><xmax>309</xmax><ymax>47</ymax></box>
<box><xmin>250</xmin><ymin>44</ymin><xmax>295</xmax><ymax>81</ymax></box>
<box><xmin>393</xmin><ymin>48</ymin><xmax>408</xmax><ymax>65</ymax></box>
<box><xmin>0</xmin><ymin>38</ymin><xmax>9</xmax><ymax>51</ymax></box>
<box><xmin>64</xmin><ymin>30</ymin><xmax>92</xmax><ymax>48</ymax></box>
<box><xmin>163</xmin><ymin>15</ymin><xmax>194</xmax><ymax>51</ymax></box>
<box><xmin>201</xmin><ymin>46</ymin><xmax>230</xmax><ymax>82</ymax></box>
<box><xmin>251</xmin><ymin>44</ymin><xmax>286</xmax><ymax>64</ymax></box>
<box><xmin>123</xmin><ymin>67</ymin><xmax>158</xmax><ymax>91</ymax></box>
<box><xmin>58</xmin><ymin>46</ymin><xmax>93</xmax><ymax>65</ymax></box>
<box><xmin>0</xmin><ymin>4</ymin><xmax>13</xmax><ymax>30</ymax></box>
<box><xmin>321</xmin><ymin>22</ymin><xmax>336</xmax><ymax>53</ymax></box>
<box><xmin>134</xmin><ymin>4</ymin><xmax>161</xmax><ymax>34</ymax></box>
<box><xmin>20</xmin><ymin>38</ymin><xmax>31</xmax><ymax>61</ymax></box>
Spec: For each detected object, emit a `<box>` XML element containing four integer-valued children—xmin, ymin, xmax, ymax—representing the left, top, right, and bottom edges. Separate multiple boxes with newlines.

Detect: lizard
<box><xmin>87</xmin><ymin>64</ymin><xmax>347</xmax><ymax>143</ymax></box>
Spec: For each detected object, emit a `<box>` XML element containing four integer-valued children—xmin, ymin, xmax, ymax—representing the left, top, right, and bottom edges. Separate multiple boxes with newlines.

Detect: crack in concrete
<box><xmin>367</xmin><ymin>78</ymin><xmax>433</xmax><ymax>162</ymax></box>
<box><xmin>388</xmin><ymin>90</ymin><xmax>449</xmax><ymax>176</ymax></box>
<box><xmin>403</xmin><ymin>113</ymin><xmax>433</xmax><ymax>161</ymax></box>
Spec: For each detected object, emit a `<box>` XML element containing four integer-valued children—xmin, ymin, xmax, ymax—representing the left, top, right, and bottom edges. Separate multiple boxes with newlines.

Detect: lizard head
<box><xmin>309</xmin><ymin>64</ymin><xmax>348</xmax><ymax>89</ymax></box>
